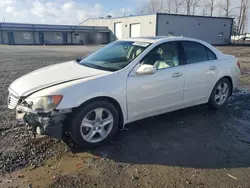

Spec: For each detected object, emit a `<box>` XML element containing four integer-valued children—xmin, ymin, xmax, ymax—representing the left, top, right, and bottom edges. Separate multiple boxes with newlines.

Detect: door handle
<box><xmin>209</xmin><ymin>66</ymin><xmax>217</xmax><ymax>70</ymax></box>
<box><xmin>172</xmin><ymin>72</ymin><xmax>183</xmax><ymax>78</ymax></box>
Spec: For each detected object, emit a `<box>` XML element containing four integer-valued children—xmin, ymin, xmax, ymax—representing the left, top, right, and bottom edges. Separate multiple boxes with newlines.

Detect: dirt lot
<box><xmin>0</xmin><ymin>45</ymin><xmax>250</xmax><ymax>188</ymax></box>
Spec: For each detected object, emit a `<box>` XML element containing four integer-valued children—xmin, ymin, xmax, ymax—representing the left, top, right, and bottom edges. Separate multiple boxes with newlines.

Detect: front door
<box><xmin>7</xmin><ymin>32</ymin><xmax>14</xmax><ymax>44</ymax></box>
<box><xmin>62</xmin><ymin>32</ymin><xmax>68</xmax><ymax>44</ymax></box>
<box><xmin>181</xmin><ymin>41</ymin><xmax>219</xmax><ymax>103</ymax></box>
<box><xmin>127</xmin><ymin>42</ymin><xmax>185</xmax><ymax>120</ymax></box>
<box><xmin>38</xmin><ymin>32</ymin><xmax>44</xmax><ymax>44</ymax></box>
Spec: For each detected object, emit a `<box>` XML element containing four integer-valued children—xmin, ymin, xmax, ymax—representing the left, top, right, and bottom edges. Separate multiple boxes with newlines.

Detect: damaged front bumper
<box><xmin>16</xmin><ymin>105</ymin><xmax>72</xmax><ymax>138</ymax></box>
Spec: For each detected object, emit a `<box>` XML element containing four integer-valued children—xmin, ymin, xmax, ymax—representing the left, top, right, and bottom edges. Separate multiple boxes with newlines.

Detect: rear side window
<box><xmin>207</xmin><ymin>48</ymin><xmax>217</xmax><ymax>60</ymax></box>
<box><xmin>182</xmin><ymin>41</ymin><xmax>207</xmax><ymax>64</ymax></box>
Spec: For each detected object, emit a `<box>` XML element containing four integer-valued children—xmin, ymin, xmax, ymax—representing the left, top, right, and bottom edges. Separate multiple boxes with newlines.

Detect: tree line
<box><xmin>140</xmin><ymin>0</ymin><xmax>249</xmax><ymax>35</ymax></box>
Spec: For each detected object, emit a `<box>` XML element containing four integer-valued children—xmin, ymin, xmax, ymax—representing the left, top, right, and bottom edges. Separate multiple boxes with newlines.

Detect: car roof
<box><xmin>121</xmin><ymin>36</ymin><xmax>192</xmax><ymax>43</ymax></box>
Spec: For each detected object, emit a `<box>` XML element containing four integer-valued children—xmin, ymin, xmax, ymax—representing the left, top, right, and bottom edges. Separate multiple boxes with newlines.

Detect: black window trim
<box><xmin>139</xmin><ymin>41</ymin><xmax>185</xmax><ymax>71</ymax></box>
<box><xmin>180</xmin><ymin>40</ymin><xmax>217</xmax><ymax>65</ymax></box>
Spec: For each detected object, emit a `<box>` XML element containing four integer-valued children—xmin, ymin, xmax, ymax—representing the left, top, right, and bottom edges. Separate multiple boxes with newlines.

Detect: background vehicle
<box><xmin>8</xmin><ymin>36</ymin><xmax>241</xmax><ymax>147</ymax></box>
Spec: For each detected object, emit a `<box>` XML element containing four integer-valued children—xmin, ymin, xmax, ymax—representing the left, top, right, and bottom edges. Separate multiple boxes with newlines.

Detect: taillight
<box><xmin>237</xmin><ymin>61</ymin><xmax>241</xmax><ymax>69</ymax></box>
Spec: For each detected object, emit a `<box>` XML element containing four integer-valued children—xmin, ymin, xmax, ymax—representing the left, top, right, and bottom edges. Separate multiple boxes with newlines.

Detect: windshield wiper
<box><xmin>82</xmin><ymin>62</ymin><xmax>96</xmax><ymax>68</ymax></box>
<box><xmin>81</xmin><ymin>62</ymin><xmax>117</xmax><ymax>72</ymax></box>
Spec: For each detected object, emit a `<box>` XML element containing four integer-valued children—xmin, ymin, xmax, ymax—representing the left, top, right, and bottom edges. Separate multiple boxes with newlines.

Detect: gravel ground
<box><xmin>0</xmin><ymin>45</ymin><xmax>100</xmax><ymax>174</ymax></box>
<box><xmin>0</xmin><ymin>45</ymin><xmax>250</xmax><ymax>188</ymax></box>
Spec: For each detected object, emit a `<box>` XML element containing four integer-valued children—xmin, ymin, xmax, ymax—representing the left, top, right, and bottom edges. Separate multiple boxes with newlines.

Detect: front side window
<box><xmin>79</xmin><ymin>41</ymin><xmax>150</xmax><ymax>71</ymax></box>
<box><xmin>182</xmin><ymin>41</ymin><xmax>208</xmax><ymax>64</ymax></box>
<box><xmin>141</xmin><ymin>42</ymin><xmax>180</xmax><ymax>70</ymax></box>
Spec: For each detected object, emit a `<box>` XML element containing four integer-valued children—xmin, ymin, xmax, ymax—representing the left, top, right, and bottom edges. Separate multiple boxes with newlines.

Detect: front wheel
<box><xmin>209</xmin><ymin>78</ymin><xmax>231</xmax><ymax>109</ymax></box>
<box><xmin>69</xmin><ymin>101</ymin><xmax>119</xmax><ymax>148</ymax></box>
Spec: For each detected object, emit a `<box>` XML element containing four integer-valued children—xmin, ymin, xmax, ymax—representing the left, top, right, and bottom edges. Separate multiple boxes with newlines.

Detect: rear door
<box><xmin>181</xmin><ymin>41</ymin><xmax>218</xmax><ymax>103</ymax></box>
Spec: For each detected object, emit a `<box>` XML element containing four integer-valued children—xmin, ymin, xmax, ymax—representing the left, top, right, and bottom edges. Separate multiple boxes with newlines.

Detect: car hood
<box><xmin>9</xmin><ymin>61</ymin><xmax>109</xmax><ymax>96</ymax></box>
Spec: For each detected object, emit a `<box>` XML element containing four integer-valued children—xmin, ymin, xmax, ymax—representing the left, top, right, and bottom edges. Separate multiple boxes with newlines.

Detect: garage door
<box><xmin>130</xmin><ymin>23</ymin><xmax>141</xmax><ymax>38</ymax></box>
<box><xmin>93</xmin><ymin>32</ymin><xmax>109</xmax><ymax>44</ymax></box>
<box><xmin>114</xmin><ymin>22</ymin><xmax>122</xmax><ymax>40</ymax></box>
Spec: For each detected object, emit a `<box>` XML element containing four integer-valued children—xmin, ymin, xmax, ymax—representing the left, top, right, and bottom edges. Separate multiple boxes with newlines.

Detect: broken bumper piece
<box><xmin>16</xmin><ymin>105</ymin><xmax>72</xmax><ymax>139</ymax></box>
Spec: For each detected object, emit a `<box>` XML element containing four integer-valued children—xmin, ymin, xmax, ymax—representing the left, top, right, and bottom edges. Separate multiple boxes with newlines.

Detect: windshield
<box><xmin>79</xmin><ymin>41</ymin><xmax>151</xmax><ymax>71</ymax></box>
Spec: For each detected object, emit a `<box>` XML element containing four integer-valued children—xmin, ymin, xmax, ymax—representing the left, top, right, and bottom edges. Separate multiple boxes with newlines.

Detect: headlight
<box><xmin>26</xmin><ymin>95</ymin><xmax>63</xmax><ymax>112</ymax></box>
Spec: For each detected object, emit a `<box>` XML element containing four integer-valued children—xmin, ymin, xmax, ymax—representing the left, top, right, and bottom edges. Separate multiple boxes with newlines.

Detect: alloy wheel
<box><xmin>214</xmin><ymin>82</ymin><xmax>229</xmax><ymax>105</ymax></box>
<box><xmin>80</xmin><ymin>108</ymin><xmax>114</xmax><ymax>143</ymax></box>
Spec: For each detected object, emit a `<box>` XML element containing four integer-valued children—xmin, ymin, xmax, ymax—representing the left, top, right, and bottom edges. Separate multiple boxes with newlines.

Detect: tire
<box><xmin>208</xmin><ymin>78</ymin><xmax>231</xmax><ymax>109</ymax></box>
<box><xmin>69</xmin><ymin>101</ymin><xmax>119</xmax><ymax>148</ymax></box>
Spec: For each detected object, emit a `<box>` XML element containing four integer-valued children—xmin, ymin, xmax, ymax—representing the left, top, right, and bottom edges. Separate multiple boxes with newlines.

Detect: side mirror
<box><xmin>136</xmin><ymin>64</ymin><xmax>156</xmax><ymax>75</ymax></box>
<box><xmin>76</xmin><ymin>56</ymin><xmax>85</xmax><ymax>62</ymax></box>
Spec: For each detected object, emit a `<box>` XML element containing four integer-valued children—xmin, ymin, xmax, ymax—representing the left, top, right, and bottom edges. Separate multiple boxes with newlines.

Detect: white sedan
<box><xmin>8</xmin><ymin>37</ymin><xmax>241</xmax><ymax>147</ymax></box>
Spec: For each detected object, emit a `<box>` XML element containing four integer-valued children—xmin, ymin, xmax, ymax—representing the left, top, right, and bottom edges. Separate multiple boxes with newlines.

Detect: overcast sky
<box><xmin>0</xmin><ymin>0</ymin><xmax>249</xmax><ymax>32</ymax></box>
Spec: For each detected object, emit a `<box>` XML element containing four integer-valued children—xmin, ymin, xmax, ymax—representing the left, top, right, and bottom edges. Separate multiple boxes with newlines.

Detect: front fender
<box><xmin>28</xmin><ymin>73</ymin><xmax>128</xmax><ymax>124</ymax></box>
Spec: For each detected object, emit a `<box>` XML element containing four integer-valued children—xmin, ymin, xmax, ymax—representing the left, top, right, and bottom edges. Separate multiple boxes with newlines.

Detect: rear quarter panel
<box><xmin>217</xmin><ymin>54</ymin><xmax>240</xmax><ymax>90</ymax></box>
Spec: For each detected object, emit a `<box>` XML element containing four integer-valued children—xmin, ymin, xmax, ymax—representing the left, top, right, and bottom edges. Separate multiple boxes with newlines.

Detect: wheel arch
<box><xmin>218</xmin><ymin>76</ymin><xmax>233</xmax><ymax>96</ymax></box>
<box><xmin>72</xmin><ymin>96</ymin><xmax>124</xmax><ymax>129</ymax></box>
<box><xmin>209</xmin><ymin>75</ymin><xmax>233</xmax><ymax>101</ymax></box>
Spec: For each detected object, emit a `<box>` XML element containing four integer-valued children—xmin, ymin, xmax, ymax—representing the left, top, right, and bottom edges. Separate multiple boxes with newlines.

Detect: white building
<box><xmin>81</xmin><ymin>13</ymin><xmax>233</xmax><ymax>45</ymax></box>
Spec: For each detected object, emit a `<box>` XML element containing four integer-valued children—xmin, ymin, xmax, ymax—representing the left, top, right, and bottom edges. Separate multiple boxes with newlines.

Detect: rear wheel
<box><xmin>69</xmin><ymin>101</ymin><xmax>119</xmax><ymax>148</ymax></box>
<box><xmin>209</xmin><ymin>78</ymin><xmax>231</xmax><ymax>109</ymax></box>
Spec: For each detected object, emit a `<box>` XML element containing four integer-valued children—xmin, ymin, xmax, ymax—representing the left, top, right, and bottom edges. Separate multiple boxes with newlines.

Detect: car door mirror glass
<box><xmin>136</xmin><ymin>64</ymin><xmax>156</xmax><ymax>75</ymax></box>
